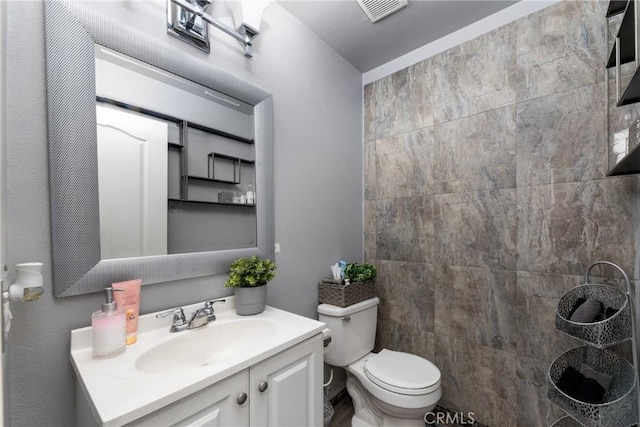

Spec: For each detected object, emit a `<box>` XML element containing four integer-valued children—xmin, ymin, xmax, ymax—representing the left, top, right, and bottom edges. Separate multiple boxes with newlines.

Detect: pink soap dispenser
<box><xmin>92</xmin><ymin>287</ymin><xmax>126</xmax><ymax>357</ymax></box>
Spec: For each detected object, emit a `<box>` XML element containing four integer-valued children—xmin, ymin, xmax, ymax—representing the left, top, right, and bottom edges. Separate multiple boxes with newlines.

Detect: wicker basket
<box><xmin>556</xmin><ymin>284</ymin><xmax>631</xmax><ymax>348</ymax></box>
<box><xmin>548</xmin><ymin>346</ymin><xmax>638</xmax><ymax>427</ymax></box>
<box><xmin>318</xmin><ymin>279</ymin><xmax>375</xmax><ymax>308</ymax></box>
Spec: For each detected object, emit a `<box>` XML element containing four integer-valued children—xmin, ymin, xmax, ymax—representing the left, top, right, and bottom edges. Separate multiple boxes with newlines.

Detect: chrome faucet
<box><xmin>201</xmin><ymin>299</ymin><xmax>226</xmax><ymax>322</ymax></box>
<box><xmin>156</xmin><ymin>299</ymin><xmax>226</xmax><ymax>333</ymax></box>
<box><xmin>156</xmin><ymin>307</ymin><xmax>189</xmax><ymax>333</ymax></box>
<box><xmin>187</xmin><ymin>308</ymin><xmax>210</xmax><ymax>330</ymax></box>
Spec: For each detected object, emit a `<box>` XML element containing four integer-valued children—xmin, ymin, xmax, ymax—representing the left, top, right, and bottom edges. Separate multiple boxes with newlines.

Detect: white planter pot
<box><xmin>234</xmin><ymin>284</ymin><xmax>267</xmax><ymax>315</ymax></box>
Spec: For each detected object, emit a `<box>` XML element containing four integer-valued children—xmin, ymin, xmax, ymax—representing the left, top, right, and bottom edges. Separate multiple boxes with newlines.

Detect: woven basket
<box><xmin>318</xmin><ymin>279</ymin><xmax>375</xmax><ymax>308</ymax></box>
<box><xmin>548</xmin><ymin>346</ymin><xmax>638</xmax><ymax>427</ymax></box>
<box><xmin>556</xmin><ymin>284</ymin><xmax>631</xmax><ymax>348</ymax></box>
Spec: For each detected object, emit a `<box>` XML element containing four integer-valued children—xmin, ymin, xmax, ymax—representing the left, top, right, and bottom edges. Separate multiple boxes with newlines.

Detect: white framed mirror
<box><xmin>45</xmin><ymin>0</ymin><xmax>274</xmax><ymax>297</ymax></box>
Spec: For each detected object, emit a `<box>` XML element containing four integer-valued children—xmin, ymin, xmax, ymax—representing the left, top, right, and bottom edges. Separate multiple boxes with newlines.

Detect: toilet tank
<box><xmin>318</xmin><ymin>297</ymin><xmax>379</xmax><ymax>367</ymax></box>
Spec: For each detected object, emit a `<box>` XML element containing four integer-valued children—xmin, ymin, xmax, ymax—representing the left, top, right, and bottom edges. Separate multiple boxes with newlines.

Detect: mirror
<box><xmin>95</xmin><ymin>46</ymin><xmax>258</xmax><ymax>259</ymax></box>
<box><xmin>45</xmin><ymin>1</ymin><xmax>274</xmax><ymax>297</ymax></box>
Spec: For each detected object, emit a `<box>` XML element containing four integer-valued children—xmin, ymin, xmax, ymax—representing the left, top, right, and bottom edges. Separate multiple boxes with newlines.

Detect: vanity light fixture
<box><xmin>167</xmin><ymin>0</ymin><xmax>271</xmax><ymax>57</ymax></box>
<box><xmin>225</xmin><ymin>0</ymin><xmax>271</xmax><ymax>48</ymax></box>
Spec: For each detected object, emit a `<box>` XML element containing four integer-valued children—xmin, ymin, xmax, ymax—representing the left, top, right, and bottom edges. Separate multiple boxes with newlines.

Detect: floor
<box><xmin>328</xmin><ymin>393</ymin><xmax>353</xmax><ymax>427</ymax></box>
<box><xmin>327</xmin><ymin>392</ymin><xmax>486</xmax><ymax>427</ymax></box>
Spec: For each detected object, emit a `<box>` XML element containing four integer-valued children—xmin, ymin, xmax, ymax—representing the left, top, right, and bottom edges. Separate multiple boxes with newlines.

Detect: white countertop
<box><xmin>70</xmin><ymin>297</ymin><xmax>326</xmax><ymax>426</ymax></box>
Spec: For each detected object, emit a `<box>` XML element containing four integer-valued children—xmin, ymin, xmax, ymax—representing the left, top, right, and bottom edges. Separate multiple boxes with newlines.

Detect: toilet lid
<box><xmin>363</xmin><ymin>349</ymin><xmax>441</xmax><ymax>396</ymax></box>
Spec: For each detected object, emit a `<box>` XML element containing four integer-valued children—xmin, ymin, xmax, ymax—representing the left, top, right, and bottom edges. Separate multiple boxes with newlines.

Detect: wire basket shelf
<box><xmin>555</xmin><ymin>284</ymin><xmax>631</xmax><ymax>348</ymax></box>
<box><xmin>548</xmin><ymin>346</ymin><xmax>638</xmax><ymax>427</ymax></box>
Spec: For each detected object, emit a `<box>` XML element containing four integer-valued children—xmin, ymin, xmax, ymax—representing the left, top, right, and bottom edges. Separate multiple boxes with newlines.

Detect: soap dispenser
<box><xmin>92</xmin><ymin>287</ymin><xmax>126</xmax><ymax>357</ymax></box>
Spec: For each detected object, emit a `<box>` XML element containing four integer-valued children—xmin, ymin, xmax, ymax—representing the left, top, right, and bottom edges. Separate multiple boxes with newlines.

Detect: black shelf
<box><xmin>205</xmin><ymin>153</ymin><xmax>255</xmax><ymax>165</ymax></box>
<box><xmin>608</xmin><ymin>0</ymin><xmax>629</xmax><ymax>17</ymax></box>
<box><xmin>617</xmin><ymin>66</ymin><xmax>640</xmax><ymax>105</ymax></box>
<box><xmin>606</xmin><ymin>1</ymin><xmax>640</xmax><ymax>176</ymax></box>
<box><xmin>169</xmin><ymin>198</ymin><xmax>256</xmax><ymax>207</ymax></box>
<box><xmin>187</xmin><ymin>175</ymin><xmax>246</xmax><ymax>185</ymax></box>
<box><xmin>606</xmin><ymin>1</ymin><xmax>634</xmax><ymax>68</ymax></box>
<box><xmin>189</xmin><ymin>122</ymin><xmax>254</xmax><ymax>145</ymax></box>
<box><xmin>206</xmin><ymin>152</ymin><xmax>255</xmax><ymax>185</ymax></box>
<box><xmin>168</xmin><ymin>143</ymin><xmax>183</xmax><ymax>150</ymax></box>
<box><xmin>97</xmin><ymin>97</ymin><xmax>254</xmax><ymax>145</ymax></box>
<box><xmin>608</xmin><ymin>143</ymin><xmax>640</xmax><ymax>175</ymax></box>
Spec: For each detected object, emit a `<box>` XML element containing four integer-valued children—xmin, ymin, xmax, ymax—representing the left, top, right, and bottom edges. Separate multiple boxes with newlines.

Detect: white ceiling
<box><xmin>277</xmin><ymin>0</ymin><xmax>520</xmax><ymax>73</ymax></box>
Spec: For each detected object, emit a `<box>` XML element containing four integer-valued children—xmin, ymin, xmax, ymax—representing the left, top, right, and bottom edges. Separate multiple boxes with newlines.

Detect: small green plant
<box><xmin>225</xmin><ymin>256</ymin><xmax>276</xmax><ymax>288</ymax></box>
<box><xmin>343</xmin><ymin>262</ymin><xmax>377</xmax><ymax>283</ymax></box>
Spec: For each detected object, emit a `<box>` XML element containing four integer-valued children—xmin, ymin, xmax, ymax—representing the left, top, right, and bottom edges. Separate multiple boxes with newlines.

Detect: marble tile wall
<box><xmin>364</xmin><ymin>1</ymin><xmax>640</xmax><ymax>425</ymax></box>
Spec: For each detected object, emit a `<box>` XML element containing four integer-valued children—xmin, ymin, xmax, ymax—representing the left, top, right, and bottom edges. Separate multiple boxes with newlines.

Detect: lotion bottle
<box><xmin>92</xmin><ymin>287</ymin><xmax>126</xmax><ymax>357</ymax></box>
<box><xmin>112</xmin><ymin>279</ymin><xmax>141</xmax><ymax>345</ymax></box>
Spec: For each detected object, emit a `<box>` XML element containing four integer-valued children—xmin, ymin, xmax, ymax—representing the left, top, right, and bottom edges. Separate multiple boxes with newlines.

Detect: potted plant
<box><xmin>225</xmin><ymin>255</ymin><xmax>276</xmax><ymax>315</ymax></box>
<box><xmin>343</xmin><ymin>262</ymin><xmax>377</xmax><ymax>284</ymax></box>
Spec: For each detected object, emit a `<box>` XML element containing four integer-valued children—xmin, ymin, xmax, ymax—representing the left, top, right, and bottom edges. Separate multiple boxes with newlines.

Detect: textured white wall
<box><xmin>0</xmin><ymin>0</ymin><xmax>7</xmax><ymax>423</ymax></box>
<box><xmin>5</xmin><ymin>1</ymin><xmax>362</xmax><ymax>425</ymax></box>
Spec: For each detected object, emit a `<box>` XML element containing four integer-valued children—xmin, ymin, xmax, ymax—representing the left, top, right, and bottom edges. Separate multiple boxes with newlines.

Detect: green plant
<box><xmin>343</xmin><ymin>262</ymin><xmax>377</xmax><ymax>283</ymax></box>
<box><xmin>225</xmin><ymin>256</ymin><xmax>277</xmax><ymax>288</ymax></box>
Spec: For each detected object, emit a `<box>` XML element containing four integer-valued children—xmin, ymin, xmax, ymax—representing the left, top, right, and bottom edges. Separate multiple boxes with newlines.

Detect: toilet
<box><xmin>318</xmin><ymin>297</ymin><xmax>441</xmax><ymax>427</ymax></box>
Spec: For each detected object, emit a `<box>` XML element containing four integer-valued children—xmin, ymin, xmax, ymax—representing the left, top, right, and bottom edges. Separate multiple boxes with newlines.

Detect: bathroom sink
<box><xmin>135</xmin><ymin>317</ymin><xmax>279</xmax><ymax>374</ymax></box>
<box><xmin>70</xmin><ymin>298</ymin><xmax>326</xmax><ymax>425</ymax></box>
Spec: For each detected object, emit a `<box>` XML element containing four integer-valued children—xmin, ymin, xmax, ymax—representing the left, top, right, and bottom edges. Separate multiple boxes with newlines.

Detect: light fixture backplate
<box><xmin>167</xmin><ymin>0</ymin><xmax>211</xmax><ymax>53</ymax></box>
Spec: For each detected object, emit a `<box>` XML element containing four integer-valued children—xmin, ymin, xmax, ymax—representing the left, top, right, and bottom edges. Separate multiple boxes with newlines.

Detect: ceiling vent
<box><xmin>356</xmin><ymin>0</ymin><xmax>408</xmax><ymax>23</ymax></box>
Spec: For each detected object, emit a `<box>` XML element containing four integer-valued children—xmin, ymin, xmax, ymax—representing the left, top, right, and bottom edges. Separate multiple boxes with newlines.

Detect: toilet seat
<box><xmin>363</xmin><ymin>349</ymin><xmax>441</xmax><ymax>396</ymax></box>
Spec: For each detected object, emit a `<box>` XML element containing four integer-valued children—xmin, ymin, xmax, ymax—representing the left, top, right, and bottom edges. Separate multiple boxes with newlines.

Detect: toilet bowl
<box><xmin>318</xmin><ymin>297</ymin><xmax>442</xmax><ymax>426</ymax></box>
<box><xmin>347</xmin><ymin>350</ymin><xmax>441</xmax><ymax>426</ymax></box>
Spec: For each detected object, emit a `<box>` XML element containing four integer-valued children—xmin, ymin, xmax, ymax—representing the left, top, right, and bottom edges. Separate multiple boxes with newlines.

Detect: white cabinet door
<box><xmin>250</xmin><ymin>335</ymin><xmax>323</xmax><ymax>427</ymax></box>
<box><xmin>126</xmin><ymin>370</ymin><xmax>249</xmax><ymax>427</ymax></box>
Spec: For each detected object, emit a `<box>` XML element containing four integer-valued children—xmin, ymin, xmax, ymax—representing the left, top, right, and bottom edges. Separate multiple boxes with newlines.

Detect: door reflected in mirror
<box><xmin>95</xmin><ymin>46</ymin><xmax>257</xmax><ymax>260</ymax></box>
<box><xmin>97</xmin><ymin>105</ymin><xmax>169</xmax><ymax>259</ymax></box>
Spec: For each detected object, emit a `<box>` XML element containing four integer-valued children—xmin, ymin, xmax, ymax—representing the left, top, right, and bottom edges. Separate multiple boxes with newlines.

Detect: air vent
<box><xmin>356</xmin><ymin>0</ymin><xmax>408</xmax><ymax>23</ymax></box>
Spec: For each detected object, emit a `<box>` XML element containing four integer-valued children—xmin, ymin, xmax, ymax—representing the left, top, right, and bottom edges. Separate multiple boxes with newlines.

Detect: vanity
<box><xmin>45</xmin><ymin>2</ymin><xmax>322</xmax><ymax>424</ymax></box>
<box><xmin>71</xmin><ymin>298</ymin><xmax>325</xmax><ymax>426</ymax></box>
<box><xmin>51</xmin><ymin>3</ymin><xmax>323</xmax><ymax>423</ymax></box>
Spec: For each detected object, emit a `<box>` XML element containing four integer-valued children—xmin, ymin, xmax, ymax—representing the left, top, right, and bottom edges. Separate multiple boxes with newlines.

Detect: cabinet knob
<box><xmin>258</xmin><ymin>381</ymin><xmax>269</xmax><ymax>392</ymax></box>
<box><xmin>236</xmin><ymin>392</ymin><xmax>247</xmax><ymax>405</ymax></box>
